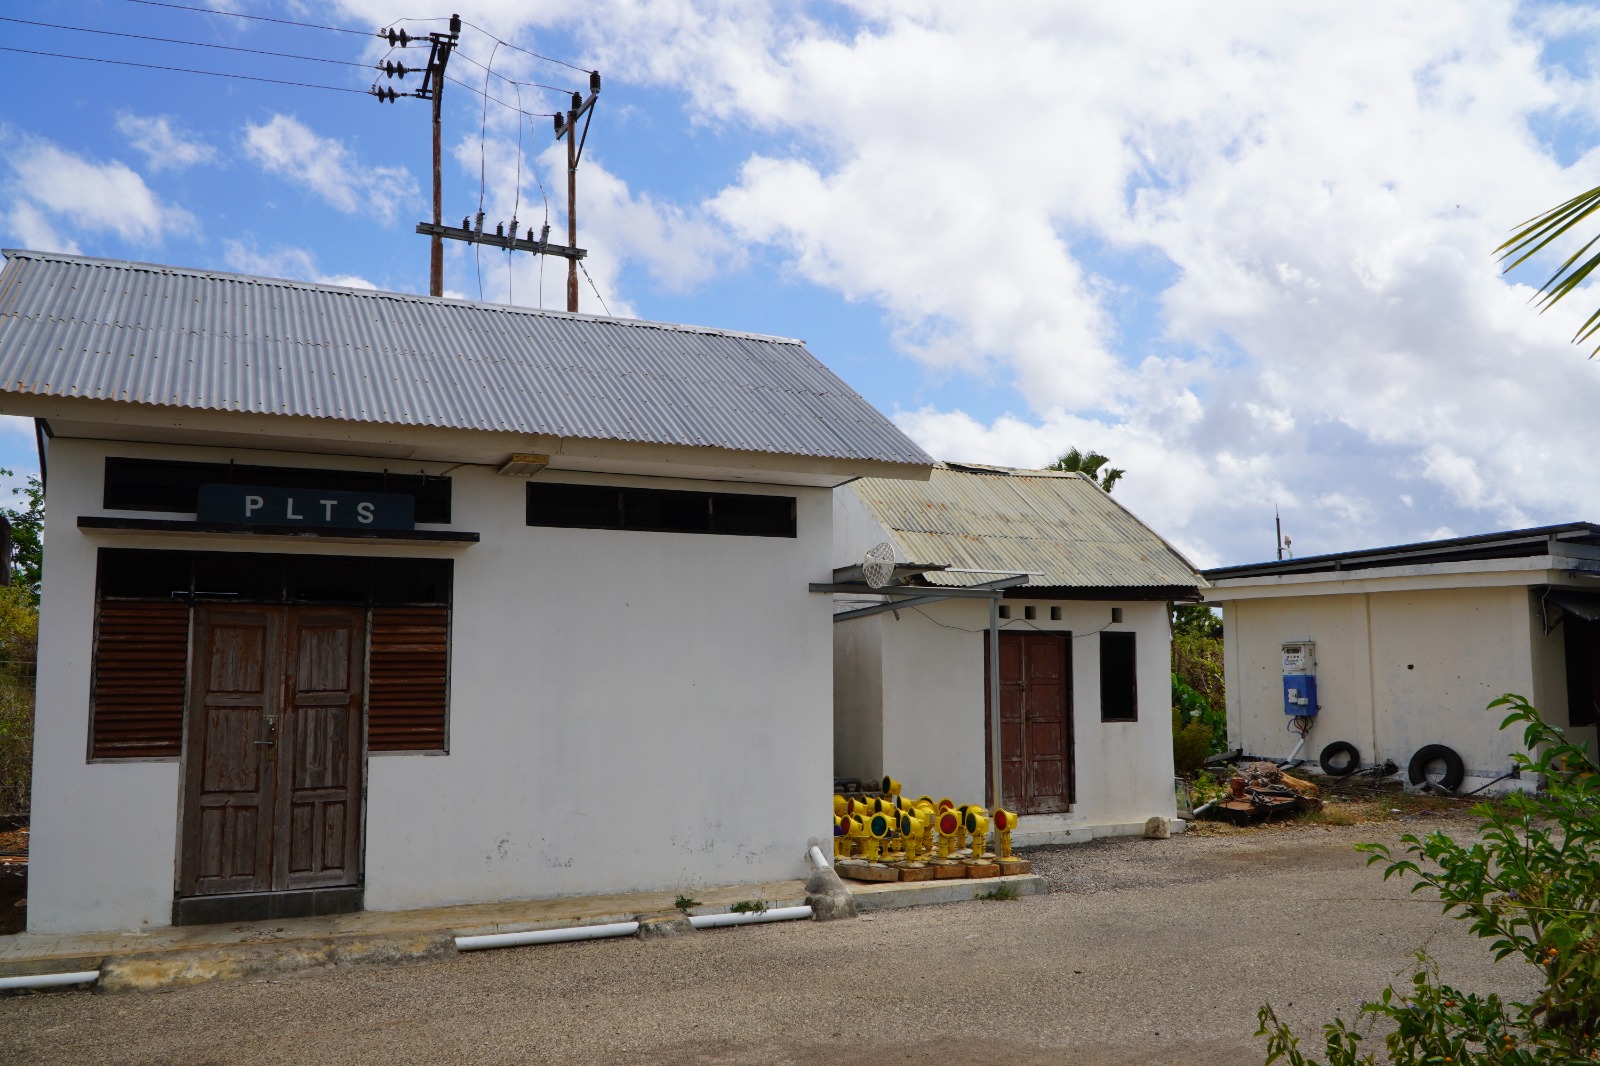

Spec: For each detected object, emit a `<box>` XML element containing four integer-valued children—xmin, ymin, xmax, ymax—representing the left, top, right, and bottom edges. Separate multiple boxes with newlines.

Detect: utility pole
<box><xmin>421</xmin><ymin>16</ymin><xmax>460</xmax><ymax>298</ymax></box>
<box><xmin>381</xmin><ymin>15</ymin><xmax>601</xmax><ymax>309</ymax></box>
<box><xmin>553</xmin><ymin>73</ymin><xmax>601</xmax><ymax>313</ymax></box>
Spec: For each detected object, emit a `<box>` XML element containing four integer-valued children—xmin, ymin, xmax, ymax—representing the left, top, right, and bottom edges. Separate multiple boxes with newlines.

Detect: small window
<box><xmin>1566</xmin><ymin>618</ymin><xmax>1599</xmax><ymax>728</ymax></box>
<box><xmin>527</xmin><ymin>483</ymin><xmax>796</xmax><ymax>538</ymax></box>
<box><xmin>1024</xmin><ymin>606</ymin><xmax>1036</xmax><ymax>621</ymax></box>
<box><xmin>1100</xmin><ymin>631</ymin><xmax>1137</xmax><ymax>722</ymax></box>
<box><xmin>104</xmin><ymin>457</ymin><xmax>452</xmax><ymax>523</ymax></box>
<box><xmin>1050</xmin><ymin>606</ymin><xmax>1062</xmax><ymax>621</ymax></box>
<box><xmin>998</xmin><ymin>605</ymin><xmax>1011</xmax><ymax>619</ymax></box>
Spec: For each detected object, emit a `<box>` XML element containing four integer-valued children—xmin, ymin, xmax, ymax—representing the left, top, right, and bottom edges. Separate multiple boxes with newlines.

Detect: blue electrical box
<box><xmin>1282</xmin><ymin>642</ymin><xmax>1318</xmax><ymax>717</ymax></box>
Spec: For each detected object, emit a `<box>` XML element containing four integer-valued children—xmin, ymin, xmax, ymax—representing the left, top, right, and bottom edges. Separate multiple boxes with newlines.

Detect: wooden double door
<box><xmin>986</xmin><ymin>631</ymin><xmax>1075</xmax><ymax>814</ymax></box>
<box><xmin>178</xmin><ymin>605</ymin><xmax>366</xmax><ymax>899</ymax></box>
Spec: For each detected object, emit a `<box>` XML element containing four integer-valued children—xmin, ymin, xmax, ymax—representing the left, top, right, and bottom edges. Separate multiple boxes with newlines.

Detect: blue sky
<box><xmin>6</xmin><ymin>1</ymin><xmax>1600</xmax><ymax>567</ymax></box>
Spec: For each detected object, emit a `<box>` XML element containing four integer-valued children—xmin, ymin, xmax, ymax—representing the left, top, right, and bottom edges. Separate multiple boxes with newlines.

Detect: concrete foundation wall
<box><xmin>29</xmin><ymin>436</ymin><xmax>834</xmax><ymax>933</ymax></box>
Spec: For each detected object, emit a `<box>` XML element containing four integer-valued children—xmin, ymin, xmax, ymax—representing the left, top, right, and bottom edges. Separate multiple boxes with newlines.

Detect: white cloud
<box><xmin>220</xmin><ymin>241</ymin><xmax>377</xmax><ymax>290</ymax></box>
<box><xmin>0</xmin><ymin>131</ymin><xmax>193</xmax><ymax>247</ymax></box>
<box><xmin>320</xmin><ymin>2</ymin><xmax>1600</xmax><ymax>565</ymax></box>
<box><xmin>242</xmin><ymin>115</ymin><xmax>417</xmax><ymax>223</ymax></box>
<box><xmin>115</xmin><ymin>113</ymin><xmax>216</xmax><ymax>172</ymax></box>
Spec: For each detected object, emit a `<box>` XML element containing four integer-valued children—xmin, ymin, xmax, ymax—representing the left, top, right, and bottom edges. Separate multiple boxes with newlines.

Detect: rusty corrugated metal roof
<box><xmin>849</xmin><ymin>462</ymin><xmax>1203</xmax><ymax>590</ymax></box>
<box><xmin>0</xmin><ymin>250</ymin><xmax>932</xmax><ymax>467</ymax></box>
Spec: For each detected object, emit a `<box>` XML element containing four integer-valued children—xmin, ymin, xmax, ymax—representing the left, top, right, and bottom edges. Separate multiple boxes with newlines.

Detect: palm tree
<box><xmin>1048</xmin><ymin>447</ymin><xmax>1124</xmax><ymax>493</ymax></box>
<box><xmin>1499</xmin><ymin>186</ymin><xmax>1600</xmax><ymax>355</ymax></box>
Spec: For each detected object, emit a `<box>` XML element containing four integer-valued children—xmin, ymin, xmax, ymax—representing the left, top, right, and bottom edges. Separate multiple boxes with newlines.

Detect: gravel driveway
<box><xmin>0</xmin><ymin>813</ymin><xmax>1538</xmax><ymax>1066</ymax></box>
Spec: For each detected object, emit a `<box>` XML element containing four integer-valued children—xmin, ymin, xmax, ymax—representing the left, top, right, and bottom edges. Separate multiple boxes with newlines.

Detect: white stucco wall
<box><xmin>834</xmin><ymin>595</ymin><xmax>1177</xmax><ymax>829</ymax></box>
<box><xmin>29</xmin><ymin>436</ymin><xmax>834</xmax><ymax>932</ymax></box>
<box><xmin>1217</xmin><ymin>586</ymin><xmax>1546</xmax><ymax>782</ymax></box>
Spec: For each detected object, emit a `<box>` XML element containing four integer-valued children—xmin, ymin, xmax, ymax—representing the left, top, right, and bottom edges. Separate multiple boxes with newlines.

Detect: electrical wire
<box><xmin>460</xmin><ymin>19</ymin><xmax>592</xmax><ymax>73</ymax></box>
<box><xmin>118</xmin><ymin>0</ymin><xmax>376</xmax><ymax>36</ymax></box>
<box><xmin>443</xmin><ymin>73</ymin><xmax>554</xmax><ymax>118</ymax></box>
<box><xmin>473</xmin><ymin>38</ymin><xmax>502</xmax><ymax>302</ymax></box>
<box><xmin>578</xmin><ymin>260</ymin><xmax>612</xmax><ymax>316</ymax></box>
<box><xmin>2</xmin><ymin>15</ymin><xmax>375</xmax><ymax>68</ymax></box>
<box><xmin>452</xmin><ymin>48</ymin><xmax>574</xmax><ymax>95</ymax></box>
<box><xmin>0</xmin><ymin>45</ymin><xmax>369</xmax><ymax>92</ymax></box>
<box><xmin>509</xmin><ymin>82</ymin><xmax>525</xmax><ymax>304</ymax></box>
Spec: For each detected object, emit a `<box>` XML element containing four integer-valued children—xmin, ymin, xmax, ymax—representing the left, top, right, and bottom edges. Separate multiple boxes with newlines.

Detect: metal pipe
<box><xmin>0</xmin><ymin>970</ymin><xmax>99</xmax><ymax>991</ymax></box>
<box><xmin>988</xmin><ymin>593</ymin><xmax>1003</xmax><ymax>811</ymax></box>
<box><xmin>454</xmin><ymin>920</ymin><xmax>639</xmax><ymax>951</ymax></box>
<box><xmin>688</xmin><ymin>906</ymin><xmax>813</xmax><ymax>929</ymax></box>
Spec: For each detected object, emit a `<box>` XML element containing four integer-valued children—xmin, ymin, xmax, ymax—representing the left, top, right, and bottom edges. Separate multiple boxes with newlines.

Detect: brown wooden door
<box><xmin>986</xmin><ymin>631</ymin><xmax>1074</xmax><ymax>814</ymax></box>
<box><xmin>180</xmin><ymin>606</ymin><xmax>364</xmax><ymax>898</ymax></box>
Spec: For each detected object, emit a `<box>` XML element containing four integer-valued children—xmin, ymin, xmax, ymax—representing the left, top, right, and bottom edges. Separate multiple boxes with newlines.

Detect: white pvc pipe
<box><xmin>689</xmin><ymin>905</ymin><xmax>813</xmax><ymax>930</ymax></box>
<box><xmin>454</xmin><ymin>920</ymin><xmax>639</xmax><ymax>952</ymax></box>
<box><xmin>0</xmin><ymin>970</ymin><xmax>100</xmax><ymax>991</ymax></box>
<box><xmin>807</xmin><ymin>845</ymin><xmax>830</xmax><ymax>870</ymax></box>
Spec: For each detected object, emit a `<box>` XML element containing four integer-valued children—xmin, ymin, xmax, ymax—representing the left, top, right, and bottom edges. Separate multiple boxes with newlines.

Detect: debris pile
<box><xmin>1206</xmin><ymin>762</ymin><xmax>1322</xmax><ymax>825</ymax></box>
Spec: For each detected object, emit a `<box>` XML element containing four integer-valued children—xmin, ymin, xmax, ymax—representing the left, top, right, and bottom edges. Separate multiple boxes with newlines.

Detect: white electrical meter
<box><xmin>1281</xmin><ymin>641</ymin><xmax>1318</xmax><ymax>717</ymax></box>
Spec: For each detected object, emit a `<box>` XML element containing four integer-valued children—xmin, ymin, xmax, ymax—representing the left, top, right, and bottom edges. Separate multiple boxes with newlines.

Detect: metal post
<box><xmin>429</xmin><ymin>82</ymin><xmax>444</xmax><ymax>298</ymax></box>
<box><xmin>566</xmin><ymin>100</ymin><xmax>579</xmax><ymax>313</ymax></box>
<box><xmin>988</xmin><ymin>593</ymin><xmax>1003</xmax><ymax>811</ymax></box>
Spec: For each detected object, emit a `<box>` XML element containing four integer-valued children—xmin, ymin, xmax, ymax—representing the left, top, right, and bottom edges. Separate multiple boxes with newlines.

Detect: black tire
<box><xmin>1319</xmin><ymin>741</ymin><xmax>1361</xmax><ymax>777</ymax></box>
<box><xmin>1408</xmin><ymin>744</ymin><xmax>1466</xmax><ymax>790</ymax></box>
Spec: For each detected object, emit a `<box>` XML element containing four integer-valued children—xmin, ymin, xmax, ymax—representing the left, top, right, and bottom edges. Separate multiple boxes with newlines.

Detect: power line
<box><xmin>460</xmin><ymin>19</ymin><xmax>592</xmax><ymax>74</ymax></box>
<box><xmin>451</xmin><ymin>47</ymin><xmax>575</xmax><ymax>95</ymax></box>
<box><xmin>1</xmin><ymin>16</ymin><xmax>373</xmax><ymax>69</ymax></box>
<box><xmin>118</xmin><ymin>0</ymin><xmax>376</xmax><ymax>37</ymax></box>
<box><xmin>474</xmin><ymin>39</ymin><xmax>501</xmax><ymax>301</ymax></box>
<box><xmin>442</xmin><ymin>72</ymin><xmax>555</xmax><ymax>117</ymax></box>
<box><xmin>0</xmin><ymin>45</ymin><xmax>369</xmax><ymax>93</ymax></box>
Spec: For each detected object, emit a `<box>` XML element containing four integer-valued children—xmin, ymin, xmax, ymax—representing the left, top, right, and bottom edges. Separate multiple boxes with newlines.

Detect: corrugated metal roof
<box><xmin>849</xmin><ymin>463</ymin><xmax>1203</xmax><ymax>590</ymax></box>
<box><xmin>0</xmin><ymin>250</ymin><xmax>932</xmax><ymax>467</ymax></box>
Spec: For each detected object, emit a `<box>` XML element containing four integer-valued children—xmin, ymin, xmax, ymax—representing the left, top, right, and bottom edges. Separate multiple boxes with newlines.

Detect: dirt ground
<box><xmin>0</xmin><ymin>807</ymin><xmax>1537</xmax><ymax>1066</ymax></box>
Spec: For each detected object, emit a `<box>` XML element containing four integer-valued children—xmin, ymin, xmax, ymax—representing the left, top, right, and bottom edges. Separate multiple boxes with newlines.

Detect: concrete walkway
<box><xmin>0</xmin><ymin>872</ymin><xmax>1043</xmax><ymax>991</ymax></box>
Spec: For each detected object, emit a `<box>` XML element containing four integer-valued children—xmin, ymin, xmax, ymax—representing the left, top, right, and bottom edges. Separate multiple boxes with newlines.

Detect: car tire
<box><xmin>1319</xmin><ymin>741</ymin><xmax>1361</xmax><ymax>777</ymax></box>
<box><xmin>1408</xmin><ymin>744</ymin><xmax>1466</xmax><ymax>790</ymax></box>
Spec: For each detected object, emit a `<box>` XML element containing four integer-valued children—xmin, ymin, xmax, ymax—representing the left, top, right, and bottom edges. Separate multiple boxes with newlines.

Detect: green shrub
<box><xmin>1173</xmin><ymin>673</ymin><xmax>1226</xmax><ymax>773</ymax></box>
<box><xmin>0</xmin><ymin>583</ymin><xmax>36</xmax><ymax>816</ymax></box>
<box><xmin>1257</xmin><ymin>693</ymin><xmax>1600</xmax><ymax>1064</ymax></box>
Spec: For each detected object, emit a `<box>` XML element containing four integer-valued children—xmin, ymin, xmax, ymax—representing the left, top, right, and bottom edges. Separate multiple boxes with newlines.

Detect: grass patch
<box><xmin>729</xmin><ymin>899</ymin><xmax>768</xmax><ymax>915</ymax></box>
<box><xmin>674</xmin><ymin>894</ymin><xmax>700</xmax><ymax>913</ymax></box>
<box><xmin>975</xmin><ymin>883</ymin><xmax>1020</xmax><ymax>901</ymax></box>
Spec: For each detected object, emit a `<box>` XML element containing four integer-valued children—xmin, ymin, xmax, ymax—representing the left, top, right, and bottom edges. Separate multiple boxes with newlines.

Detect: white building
<box><xmin>0</xmin><ymin>250</ymin><xmax>932</xmax><ymax>933</ymax></box>
<box><xmin>1204</xmin><ymin>525</ymin><xmax>1600</xmax><ymax>792</ymax></box>
<box><xmin>829</xmin><ymin>463</ymin><xmax>1204</xmax><ymax>841</ymax></box>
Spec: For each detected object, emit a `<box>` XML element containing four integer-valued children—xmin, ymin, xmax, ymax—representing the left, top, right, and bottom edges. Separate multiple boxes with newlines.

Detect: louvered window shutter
<box><xmin>90</xmin><ymin>603</ymin><xmax>190</xmax><ymax>758</ymax></box>
<box><xmin>367</xmin><ymin>607</ymin><xmax>450</xmax><ymax>752</ymax></box>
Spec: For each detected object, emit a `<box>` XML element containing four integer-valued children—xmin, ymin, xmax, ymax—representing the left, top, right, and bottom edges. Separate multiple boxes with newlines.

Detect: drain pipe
<box><xmin>807</xmin><ymin>845</ymin><xmax>830</xmax><ymax>871</ymax></box>
<box><xmin>0</xmin><ymin>970</ymin><xmax>99</xmax><ymax>991</ymax></box>
<box><xmin>688</xmin><ymin>906</ymin><xmax>813</xmax><ymax>930</ymax></box>
<box><xmin>454</xmin><ymin>920</ymin><xmax>639</xmax><ymax>952</ymax></box>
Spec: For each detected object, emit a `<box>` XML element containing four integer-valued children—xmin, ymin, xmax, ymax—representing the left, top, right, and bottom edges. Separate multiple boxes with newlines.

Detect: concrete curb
<box><xmin>98</xmin><ymin>932</ymin><xmax>456</xmax><ymax>993</ymax></box>
<box><xmin>846</xmin><ymin>873</ymin><xmax>1045</xmax><ymax>911</ymax></box>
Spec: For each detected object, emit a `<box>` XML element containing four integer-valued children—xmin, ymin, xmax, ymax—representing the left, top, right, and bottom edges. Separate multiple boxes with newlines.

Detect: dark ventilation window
<box><xmin>96</xmin><ymin>548</ymin><xmax>452</xmax><ymax>607</ymax></box>
<box><xmin>1100</xmin><ymin>631</ymin><xmax>1138</xmax><ymax>722</ymax></box>
<box><xmin>527</xmin><ymin>483</ymin><xmax>796</xmax><ymax>538</ymax></box>
<box><xmin>1565</xmin><ymin>618</ymin><xmax>1600</xmax><ymax>728</ymax></box>
<box><xmin>104</xmin><ymin>457</ymin><xmax>452</xmax><ymax>523</ymax></box>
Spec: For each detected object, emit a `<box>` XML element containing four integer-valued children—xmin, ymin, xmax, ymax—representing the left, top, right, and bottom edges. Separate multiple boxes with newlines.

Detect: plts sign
<box><xmin>197</xmin><ymin>484</ymin><xmax>416</xmax><ymax>530</ymax></box>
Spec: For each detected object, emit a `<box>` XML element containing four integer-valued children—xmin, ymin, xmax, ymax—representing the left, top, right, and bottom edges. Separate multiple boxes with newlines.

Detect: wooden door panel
<box><xmin>181</xmin><ymin>608</ymin><xmax>282</xmax><ymax>897</ymax></box>
<box><xmin>278</xmin><ymin>608</ymin><xmax>365</xmax><ymax>891</ymax></box>
<box><xmin>987</xmin><ymin>631</ymin><xmax>1076</xmax><ymax>816</ymax></box>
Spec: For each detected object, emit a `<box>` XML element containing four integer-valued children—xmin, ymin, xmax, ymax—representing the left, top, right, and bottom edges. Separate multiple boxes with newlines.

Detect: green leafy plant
<box><xmin>674</xmin><ymin>894</ymin><xmax>700</xmax><ymax>913</ymax></box>
<box><xmin>1173</xmin><ymin>674</ymin><xmax>1227</xmax><ymax>774</ymax></box>
<box><xmin>729</xmin><ymin>899</ymin><xmax>768</xmax><ymax>915</ymax></box>
<box><xmin>1257</xmin><ymin>693</ymin><xmax>1600</xmax><ymax>1064</ymax></box>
